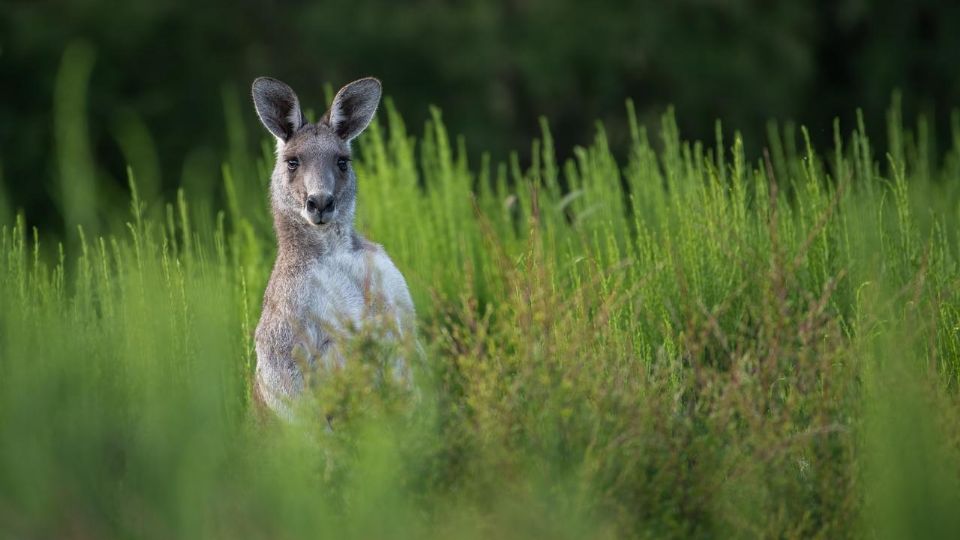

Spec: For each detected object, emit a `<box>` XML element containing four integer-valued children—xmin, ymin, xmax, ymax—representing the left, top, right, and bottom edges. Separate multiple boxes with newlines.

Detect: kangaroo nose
<box><xmin>305</xmin><ymin>193</ymin><xmax>335</xmax><ymax>225</ymax></box>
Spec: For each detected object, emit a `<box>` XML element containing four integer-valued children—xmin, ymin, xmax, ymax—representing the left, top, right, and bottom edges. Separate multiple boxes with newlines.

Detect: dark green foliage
<box><xmin>3</xmin><ymin>0</ymin><xmax>960</xmax><ymax>233</ymax></box>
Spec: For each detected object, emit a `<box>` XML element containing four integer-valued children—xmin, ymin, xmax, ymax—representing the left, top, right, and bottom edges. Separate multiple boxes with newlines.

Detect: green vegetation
<box><xmin>3</xmin><ymin>79</ymin><xmax>960</xmax><ymax>537</ymax></box>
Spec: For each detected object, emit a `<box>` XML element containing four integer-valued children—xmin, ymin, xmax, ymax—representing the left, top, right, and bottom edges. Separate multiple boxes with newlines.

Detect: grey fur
<box><xmin>252</xmin><ymin>77</ymin><xmax>415</xmax><ymax>420</ymax></box>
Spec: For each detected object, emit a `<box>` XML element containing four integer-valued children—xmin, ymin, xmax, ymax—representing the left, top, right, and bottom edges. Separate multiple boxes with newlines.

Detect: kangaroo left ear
<box><xmin>327</xmin><ymin>77</ymin><xmax>382</xmax><ymax>142</ymax></box>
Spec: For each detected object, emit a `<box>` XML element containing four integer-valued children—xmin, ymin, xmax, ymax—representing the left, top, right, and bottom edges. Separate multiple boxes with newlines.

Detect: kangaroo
<box><xmin>251</xmin><ymin>77</ymin><xmax>415</xmax><ymax>421</ymax></box>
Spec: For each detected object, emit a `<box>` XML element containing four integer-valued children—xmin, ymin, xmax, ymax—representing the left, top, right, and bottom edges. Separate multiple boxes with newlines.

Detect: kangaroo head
<box><xmin>252</xmin><ymin>77</ymin><xmax>381</xmax><ymax>229</ymax></box>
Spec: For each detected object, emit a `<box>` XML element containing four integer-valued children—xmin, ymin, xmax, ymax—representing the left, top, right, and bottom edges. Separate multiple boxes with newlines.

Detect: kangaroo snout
<box><xmin>305</xmin><ymin>192</ymin><xmax>335</xmax><ymax>225</ymax></box>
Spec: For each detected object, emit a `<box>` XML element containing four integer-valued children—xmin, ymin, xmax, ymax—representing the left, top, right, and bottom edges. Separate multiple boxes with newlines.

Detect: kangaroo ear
<box><xmin>252</xmin><ymin>77</ymin><xmax>305</xmax><ymax>142</ymax></box>
<box><xmin>327</xmin><ymin>77</ymin><xmax>382</xmax><ymax>142</ymax></box>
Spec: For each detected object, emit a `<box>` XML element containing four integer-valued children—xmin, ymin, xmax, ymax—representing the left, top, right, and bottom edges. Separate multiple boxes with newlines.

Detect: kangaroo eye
<box><xmin>337</xmin><ymin>157</ymin><xmax>349</xmax><ymax>172</ymax></box>
<box><xmin>286</xmin><ymin>158</ymin><xmax>299</xmax><ymax>171</ymax></box>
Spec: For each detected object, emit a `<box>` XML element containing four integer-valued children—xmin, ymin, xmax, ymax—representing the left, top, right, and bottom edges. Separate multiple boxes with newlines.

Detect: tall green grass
<box><xmin>2</xmin><ymin>61</ymin><xmax>960</xmax><ymax>536</ymax></box>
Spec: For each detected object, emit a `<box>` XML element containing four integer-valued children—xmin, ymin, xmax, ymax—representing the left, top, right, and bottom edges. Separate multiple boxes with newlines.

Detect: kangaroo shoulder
<box><xmin>256</xmin><ymin>263</ymin><xmax>311</xmax><ymax>337</ymax></box>
<box><xmin>361</xmin><ymin>241</ymin><xmax>414</xmax><ymax>312</ymax></box>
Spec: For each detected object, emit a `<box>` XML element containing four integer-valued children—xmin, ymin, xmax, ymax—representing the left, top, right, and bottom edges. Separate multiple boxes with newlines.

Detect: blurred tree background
<box><xmin>1</xmin><ymin>0</ymin><xmax>959</xmax><ymax>231</ymax></box>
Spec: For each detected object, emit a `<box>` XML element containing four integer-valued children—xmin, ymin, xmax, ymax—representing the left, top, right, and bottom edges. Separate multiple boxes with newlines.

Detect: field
<box><xmin>2</xmin><ymin>78</ymin><xmax>960</xmax><ymax>537</ymax></box>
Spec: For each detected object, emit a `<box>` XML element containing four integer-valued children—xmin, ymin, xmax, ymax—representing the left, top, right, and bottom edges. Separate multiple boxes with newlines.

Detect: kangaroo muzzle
<box><xmin>304</xmin><ymin>192</ymin><xmax>335</xmax><ymax>225</ymax></box>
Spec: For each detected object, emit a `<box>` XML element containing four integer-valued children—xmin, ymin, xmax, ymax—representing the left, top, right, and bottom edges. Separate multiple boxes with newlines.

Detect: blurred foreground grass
<box><xmin>2</xmin><ymin>63</ymin><xmax>960</xmax><ymax>537</ymax></box>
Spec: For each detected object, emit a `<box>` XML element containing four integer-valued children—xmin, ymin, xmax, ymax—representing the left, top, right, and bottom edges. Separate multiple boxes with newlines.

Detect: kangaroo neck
<box><xmin>273</xmin><ymin>210</ymin><xmax>355</xmax><ymax>260</ymax></box>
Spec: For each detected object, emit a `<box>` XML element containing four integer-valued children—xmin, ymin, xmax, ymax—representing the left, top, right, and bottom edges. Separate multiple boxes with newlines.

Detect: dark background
<box><xmin>2</xmin><ymin>0</ymin><xmax>959</xmax><ymax>228</ymax></box>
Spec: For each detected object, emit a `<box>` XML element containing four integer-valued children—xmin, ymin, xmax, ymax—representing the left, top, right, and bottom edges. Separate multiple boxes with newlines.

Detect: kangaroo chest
<box><xmin>301</xmin><ymin>253</ymin><xmax>368</xmax><ymax>332</ymax></box>
<box><xmin>255</xmin><ymin>236</ymin><xmax>414</xmax><ymax>419</ymax></box>
<box><xmin>297</xmin><ymin>246</ymin><xmax>405</xmax><ymax>336</ymax></box>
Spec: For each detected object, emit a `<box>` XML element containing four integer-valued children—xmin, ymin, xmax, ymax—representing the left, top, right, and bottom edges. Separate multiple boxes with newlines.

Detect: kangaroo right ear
<box><xmin>252</xmin><ymin>77</ymin><xmax>305</xmax><ymax>142</ymax></box>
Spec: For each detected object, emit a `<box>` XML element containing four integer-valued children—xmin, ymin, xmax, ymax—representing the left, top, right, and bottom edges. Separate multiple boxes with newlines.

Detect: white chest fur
<box><xmin>302</xmin><ymin>245</ymin><xmax>413</xmax><ymax>334</ymax></box>
<box><xmin>255</xmin><ymin>241</ymin><xmax>415</xmax><ymax>419</ymax></box>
